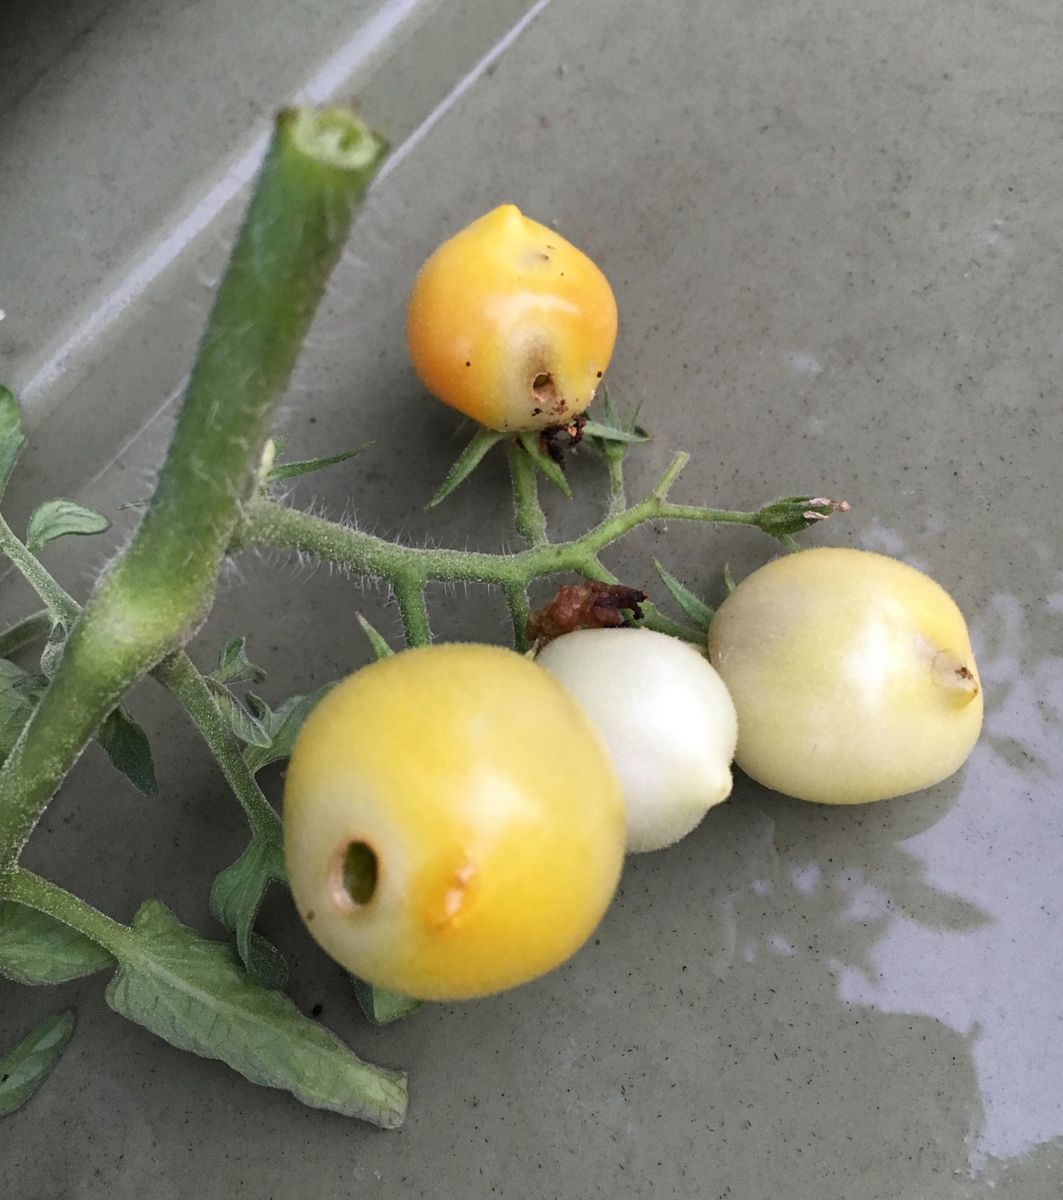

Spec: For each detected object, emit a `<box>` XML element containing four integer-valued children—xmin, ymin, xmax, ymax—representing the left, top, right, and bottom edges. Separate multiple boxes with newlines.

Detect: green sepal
<box><xmin>427</xmin><ymin>427</ymin><xmax>506</xmax><ymax>508</ymax></box>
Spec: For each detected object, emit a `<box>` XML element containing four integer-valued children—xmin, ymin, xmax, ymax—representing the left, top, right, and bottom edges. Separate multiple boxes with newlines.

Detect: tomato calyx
<box><xmin>527</xmin><ymin>580</ymin><xmax>647</xmax><ymax>646</ymax></box>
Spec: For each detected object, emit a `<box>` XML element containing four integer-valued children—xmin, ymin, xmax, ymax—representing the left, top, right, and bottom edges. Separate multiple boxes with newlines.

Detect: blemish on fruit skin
<box><xmin>424</xmin><ymin>858</ymin><xmax>477</xmax><ymax>930</ymax></box>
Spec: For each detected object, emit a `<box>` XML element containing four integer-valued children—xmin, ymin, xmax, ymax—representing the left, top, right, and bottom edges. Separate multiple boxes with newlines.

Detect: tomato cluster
<box><xmin>283</xmin><ymin>210</ymin><xmax>983</xmax><ymax>1003</ymax></box>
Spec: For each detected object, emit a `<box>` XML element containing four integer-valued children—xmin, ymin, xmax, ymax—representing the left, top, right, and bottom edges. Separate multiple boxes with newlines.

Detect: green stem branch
<box><xmin>0</xmin><ymin>107</ymin><xmax>385</xmax><ymax>871</ymax></box>
<box><xmin>0</xmin><ymin>516</ymin><xmax>79</xmax><ymax>626</ymax></box>
<box><xmin>506</xmin><ymin>442</ymin><xmax>549</xmax><ymax>546</ymax></box>
<box><xmin>0</xmin><ymin>868</ymin><xmax>134</xmax><ymax>959</ymax></box>
<box><xmin>153</xmin><ymin>654</ymin><xmax>280</xmax><ymax>840</ymax></box>
<box><xmin>0</xmin><ymin>610</ymin><xmax>52</xmax><ymax>657</ymax></box>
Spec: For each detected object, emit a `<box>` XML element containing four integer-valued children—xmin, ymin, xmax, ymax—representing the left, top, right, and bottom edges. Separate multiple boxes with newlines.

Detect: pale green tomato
<box><xmin>536</xmin><ymin>628</ymin><xmax>738</xmax><ymax>852</ymax></box>
<box><xmin>283</xmin><ymin>644</ymin><xmax>625</xmax><ymax>1001</ymax></box>
<box><xmin>707</xmin><ymin>547</ymin><xmax>983</xmax><ymax>804</ymax></box>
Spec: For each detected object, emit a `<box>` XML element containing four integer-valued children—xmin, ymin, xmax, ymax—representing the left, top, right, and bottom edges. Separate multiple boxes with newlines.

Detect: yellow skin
<box><xmin>707</xmin><ymin>548</ymin><xmax>983</xmax><ymax>804</ymax></box>
<box><xmin>283</xmin><ymin>644</ymin><xmax>625</xmax><ymax>1000</ymax></box>
<box><xmin>406</xmin><ymin>204</ymin><xmax>618</xmax><ymax>432</ymax></box>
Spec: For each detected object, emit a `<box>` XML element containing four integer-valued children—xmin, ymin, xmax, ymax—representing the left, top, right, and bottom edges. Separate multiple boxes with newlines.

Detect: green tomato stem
<box><xmin>0</xmin><ymin>609</ymin><xmax>53</xmax><ymax>657</ymax></box>
<box><xmin>153</xmin><ymin>653</ymin><xmax>281</xmax><ymax>843</ymax></box>
<box><xmin>241</xmin><ymin>489</ymin><xmax>761</xmax><ymax>595</ymax></box>
<box><xmin>503</xmin><ymin>581</ymin><xmax>531</xmax><ymax>652</ymax></box>
<box><xmin>0</xmin><ymin>867</ymin><xmax>135</xmax><ymax>960</ymax></box>
<box><xmin>0</xmin><ymin>515</ymin><xmax>79</xmax><ymax>627</ymax></box>
<box><xmin>393</xmin><ymin>575</ymin><xmax>432</xmax><ymax>647</ymax></box>
<box><xmin>506</xmin><ymin>442</ymin><xmax>549</xmax><ymax>547</ymax></box>
<box><xmin>0</xmin><ymin>107</ymin><xmax>385</xmax><ymax>871</ymax></box>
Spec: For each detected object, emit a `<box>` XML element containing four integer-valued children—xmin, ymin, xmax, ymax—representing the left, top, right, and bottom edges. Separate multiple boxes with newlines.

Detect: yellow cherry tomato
<box><xmin>283</xmin><ymin>643</ymin><xmax>624</xmax><ymax>1000</ymax></box>
<box><xmin>406</xmin><ymin>204</ymin><xmax>618</xmax><ymax>432</ymax></box>
<box><xmin>707</xmin><ymin>547</ymin><xmax>983</xmax><ymax>804</ymax></box>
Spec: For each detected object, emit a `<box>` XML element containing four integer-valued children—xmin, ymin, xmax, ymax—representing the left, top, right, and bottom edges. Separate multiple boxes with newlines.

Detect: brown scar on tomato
<box><xmin>427</xmin><ymin>859</ymin><xmax>477</xmax><ymax>930</ymax></box>
<box><xmin>538</xmin><ymin>413</ymin><xmax>586</xmax><ymax>467</ymax></box>
<box><xmin>527</xmin><ymin>580</ymin><xmax>648</xmax><ymax>645</ymax></box>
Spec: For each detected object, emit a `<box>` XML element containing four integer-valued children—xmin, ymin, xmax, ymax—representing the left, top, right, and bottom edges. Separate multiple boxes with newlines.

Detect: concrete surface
<box><xmin>1</xmin><ymin>0</ymin><xmax>1061</xmax><ymax>1197</ymax></box>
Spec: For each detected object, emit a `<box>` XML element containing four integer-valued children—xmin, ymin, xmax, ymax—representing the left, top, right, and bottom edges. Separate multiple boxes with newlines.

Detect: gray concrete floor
<box><xmin>1</xmin><ymin>1</ymin><xmax>1062</xmax><ymax>1196</ymax></box>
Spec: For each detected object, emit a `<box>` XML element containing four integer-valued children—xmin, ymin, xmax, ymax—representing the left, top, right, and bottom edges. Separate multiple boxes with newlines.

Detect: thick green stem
<box><xmin>0</xmin><ymin>610</ymin><xmax>52</xmax><ymax>657</ymax></box>
<box><xmin>506</xmin><ymin>442</ymin><xmax>549</xmax><ymax>546</ymax></box>
<box><xmin>153</xmin><ymin>653</ymin><xmax>280</xmax><ymax>840</ymax></box>
<box><xmin>0</xmin><ymin>868</ymin><xmax>135</xmax><ymax>960</ymax></box>
<box><xmin>0</xmin><ymin>107</ymin><xmax>385</xmax><ymax>870</ymax></box>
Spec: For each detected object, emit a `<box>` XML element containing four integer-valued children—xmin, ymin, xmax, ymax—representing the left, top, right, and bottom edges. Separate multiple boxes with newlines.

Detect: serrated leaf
<box><xmin>212</xmin><ymin>636</ymin><xmax>266</xmax><ymax>685</ymax></box>
<box><xmin>210</xmin><ymin>837</ymin><xmax>287</xmax><ymax>989</ymax></box>
<box><xmin>0</xmin><ymin>902</ymin><xmax>114</xmax><ymax>985</ymax></box>
<box><xmin>427</xmin><ymin>428</ymin><xmax>506</xmax><ymax>508</ymax></box>
<box><xmin>242</xmin><ymin>685</ymin><xmax>332</xmax><ymax>774</ymax></box>
<box><xmin>267</xmin><ymin>443</ymin><xmax>372</xmax><ymax>483</ymax></box>
<box><xmin>106</xmin><ymin>900</ymin><xmax>406</xmax><ymax>1126</ymax></box>
<box><xmin>355</xmin><ymin>613</ymin><xmax>394</xmax><ymax>661</ymax></box>
<box><xmin>580</xmin><ymin>420</ymin><xmax>649</xmax><ymax>444</ymax></box>
<box><xmin>25</xmin><ymin>499</ymin><xmax>110</xmax><ymax>554</ymax></box>
<box><xmin>0</xmin><ymin>1010</ymin><xmax>76</xmax><ymax>1118</ymax></box>
<box><xmin>351</xmin><ymin>977</ymin><xmax>423</xmax><ymax>1026</ymax></box>
<box><xmin>0</xmin><ymin>386</ymin><xmax>25</xmax><ymax>498</ymax></box>
<box><xmin>653</xmin><ymin>560</ymin><xmax>715</xmax><ymax>632</ymax></box>
<box><xmin>97</xmin><ymin>706</ymin><xmax>159</xmax><ymax>796</ymax></box>
<box><xmin>517</xmin><ymin>432</ymin><xmax>571</xmax><ymax>498</ymax></box>
<box><xmin>206</xmin><ymin>679</ymin><xmax>273</xmax><ymax>749</ymax></box>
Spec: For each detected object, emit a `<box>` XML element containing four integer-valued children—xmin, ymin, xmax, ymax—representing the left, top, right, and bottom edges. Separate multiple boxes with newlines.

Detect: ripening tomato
<box><xmin>283</xmin><ymin>643</ymin><xmax>624</xmax><ymax>1000</ymax></box>
<box><xmin>406</xmin><ymin>204</ymin><xmax>617</xmax><ymax>432</ymax></box>
<box><xmin>707</xmin><ymin>547</ymin><xmax>983</xmax><ymax>805</ymax></box>
<box><xmin>537</xmin><ymin>628</ymin><xmax>738</xmax><ymax>852</ymax></box>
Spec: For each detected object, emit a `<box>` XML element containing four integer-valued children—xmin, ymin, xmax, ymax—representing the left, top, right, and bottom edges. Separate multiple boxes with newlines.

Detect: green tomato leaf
<box><xmin>0</xmin><ymin>386</ymin><xmax>26</xmax><ymax>499</ymax></box>
<box><xmin>212</xmin><ymin>636</ymin><xmax>266</xmax><ymax>685</ymax></box>
<box><xmin>106</xmin><ymin>900</ymin><xmax>406</xmax><ymax>1127</ymax></box>
<box><xmin>517</xmin><ymin>432</ymin><xmax>572</xmax><ymax>498</ymax></box>
<box><xmin>351</xmin><ymin>977</ymin><xmax>423</xmax><ymax>1026</ymax></box>
<box><xmin>97</xmin><ymin>706</ymin><xmax>159</xmax><ymax>796</ymax></box>
<box><xmin>206</xmin><ymin>679</ymin><xmax>273</xmax><ymax>749</ymax></box>
<box><xmin>210</xmin><ymin>836</ymin><xmax>288</xmax><ymax>990</ymax></box>
<box><xmin>267</xmin><ymin>443</ymin><xmax>372</xmax><ymax>483</ymax></box>
<box><xmin>427</xmin><ymin>427</ymin><xmax>506</xmax><ymax>509</ymax></box>
<box><xmin>0</xmin><ymin>901</ymin><xmax>114</xmax><ymax>985</ymax></box>
<box><xmin>25</xmin><ymin>499</ymin><xmax>110</xmax><ymax>555</ymax></box>
<box><xmin>242</xmin><ymin>685</ymin><xmax>332</xmax><ymax>774</ymax></box>
<box><xmin>722</xmin><ymin>562</ymin><xmax>737</xmax><ymax>595</ymax></box>
<box><xmin>0</xmin><ymin>1010</ymin><xmax>76</xmax><ymax>1118</ymax></box>
<box><xmin>355</xmin><ymin>612</ymin><xmax>394</xmax><ymax>661</ymax></box>
<box><xmin>652</xmin><ymin>559</ymin><xmax>715</xmax><ymax>633</ymax></box>
<box><xmin>0</xmin><ymin>659</ymin><xmax>42</xmax><ymax>761</ymax></box>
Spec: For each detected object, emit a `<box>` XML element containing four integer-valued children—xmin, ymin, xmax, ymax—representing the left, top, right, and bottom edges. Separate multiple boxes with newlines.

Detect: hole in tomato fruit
<box><xmin>332</xmin><ymin>841</ymin><xmax>378</xmax><ymax>909</ymax></box>
<box><xmin>532</xmin><ymin>372</ymin><xmax>558</xmax><ymax>405</ymax></box>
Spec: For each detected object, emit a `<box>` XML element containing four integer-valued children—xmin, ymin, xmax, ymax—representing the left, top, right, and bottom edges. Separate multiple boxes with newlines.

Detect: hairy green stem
<box><xmin>242</xmin><ymin>466</ymin><xmax>760</xmax><ymax>592</ymax></box>
<box><xmin>0</xmin><ymin>610</ymin><xmax>52</xmax><ymax>657</ymax></box>
<box><xmin>0</xmin><ymin>868</ymin><xmax>134</xmax><ymax>959</ymax></box>
<box><xmin>0</xmin><ymin>514</ymin><xmax>276</xmax><ymax>844</ymax></box>
<box><xmin>394</xmin><ymin>575</ymin><xmax>432</xmax><ymax>647</ymax></box>
<box><xmin>153</xmin><ymin>654</ymin><xmax>280</xmax><ymax>840</ymax></box>
<box><xmin>506</xmin><ymin>442</ymin><xmax>548</xmax><ymax>547</ymax></box>
<box><xmin>503</xmin><ymin>581</ymin><xmax>531</xmax><ymax>652</ymax></box>
<box><xmin>0</xmin><ymin>107</ymin><xmax>385</xmax><ymax>870</ymax></box>
<box><xmin>0</xmin><ymin>516</ymin><xmax>79</xmax><ymax>626</ymax></box>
